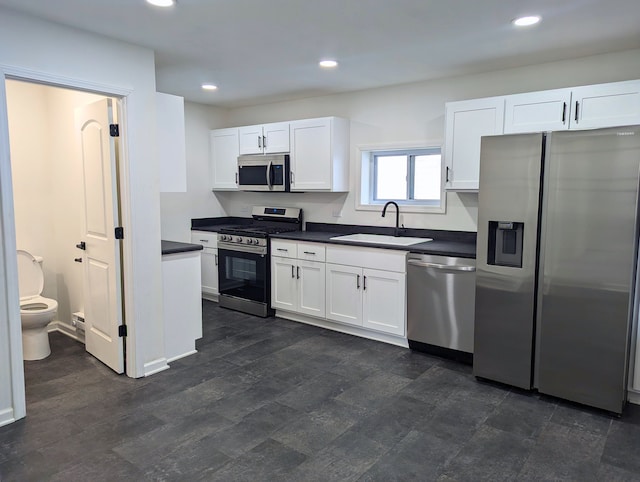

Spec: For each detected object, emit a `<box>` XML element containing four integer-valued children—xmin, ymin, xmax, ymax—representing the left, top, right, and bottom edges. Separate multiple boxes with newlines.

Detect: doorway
<box><xmin>5</xmin><ymin>79</ymin><xmax>127</xmax><ymax>380</ymax></box>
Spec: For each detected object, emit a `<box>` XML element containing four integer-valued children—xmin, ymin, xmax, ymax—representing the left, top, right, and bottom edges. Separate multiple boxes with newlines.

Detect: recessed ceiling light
<box><xmin>513</xmin><ymin>15</ymin><xmax>541</xmax><ymax>27</ymax></box>
<box><xmin>201</xmin><ymin>84</ymin><xmax>218</xmax><ymax>91</ymax></box>
<box><xmin>146</xmin><ymin>0</ymin><xmax>175</xmax><ymax>7</ymax></box>
<box><xmin>319</xmin><ymin>60</ymin><xmax>338</xmax><ymax>68</ymax></box>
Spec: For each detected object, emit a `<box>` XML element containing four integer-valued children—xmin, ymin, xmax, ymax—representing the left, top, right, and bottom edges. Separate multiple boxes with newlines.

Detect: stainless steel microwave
<box><xmin>237</xmin><ymin>154</ymin><xmax>290</xmax><ymax>192</ymax></box>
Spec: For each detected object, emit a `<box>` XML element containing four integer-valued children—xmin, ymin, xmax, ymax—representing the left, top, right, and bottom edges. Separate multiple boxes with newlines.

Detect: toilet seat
<box><xmin>20</xmin><ymin>295</ymin><xmax>58</xmax><ymax>313</ymax></box>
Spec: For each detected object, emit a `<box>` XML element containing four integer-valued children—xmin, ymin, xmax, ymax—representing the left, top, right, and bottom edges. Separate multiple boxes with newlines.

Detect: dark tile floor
<box><xmin>2</xmin><ymin>300</ymin><xmax>640</xmax><ymax>481</ymax></box>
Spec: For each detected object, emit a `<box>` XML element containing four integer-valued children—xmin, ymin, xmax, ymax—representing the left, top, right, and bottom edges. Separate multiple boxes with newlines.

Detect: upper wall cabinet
<box><xmin>444</xmin><ymin>97</ymin><xmax>504</xmax><ymax>191</ymax></box>
<box><xmin>290</xmin><ymin>117</ymin><xmax>349</xmax><ymax>192</ymax></box>
<box><xmin>504</xmin><ymin>80</ymin><xmax>640</xmax><ymax>133</ymax></box>
<box><xmin>238</xmin><ymin>122</ymin><xmax>290</xmax><ymax>155</ymax></box>
<box><xmin>504</xmin><ymin>88</ymin><xmax>573</xmax><ymax>134</ymax></box>
<box><xmin>571</xmin><ymin>80</ymin><xmax>640</xmax><ymax>129</ymax></box>
<box><xmin>446</xmin><ymin>79</ymin><xmax>640</xmax><ymax>191</ymax></box>
<box><xmin>210</xmin><ymin>128</ymin><xmax>239</xmax><ymax>190</ymax></box>
<box><xmin>157</xmin><ymin>92</ymin><xmax>187</xmax><ymax>192</ymax></box>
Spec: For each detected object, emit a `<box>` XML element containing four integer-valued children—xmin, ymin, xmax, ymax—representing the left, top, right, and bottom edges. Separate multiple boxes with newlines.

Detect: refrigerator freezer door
<box><xmin>537</xmin><ymin>126</ymin><xmax>640</xmax><ymax>414</ymax></box>
<box><xmin>474</xmin><ymin>133</ymin><xmax>545</xmax><ymax>389</ymax></box>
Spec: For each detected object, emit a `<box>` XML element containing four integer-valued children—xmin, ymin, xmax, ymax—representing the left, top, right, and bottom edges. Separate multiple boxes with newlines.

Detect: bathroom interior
<box><xmin>6</xmin><ymin>79</ymin><xmax>117</xmax><ymax>367</ymax></box>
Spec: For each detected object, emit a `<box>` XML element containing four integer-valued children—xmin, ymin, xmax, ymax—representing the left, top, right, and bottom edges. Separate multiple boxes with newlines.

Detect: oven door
<box><xmin>218</xmin><ymin>244</ymin><xmax>269</xmax><ymax>305</ymax></box>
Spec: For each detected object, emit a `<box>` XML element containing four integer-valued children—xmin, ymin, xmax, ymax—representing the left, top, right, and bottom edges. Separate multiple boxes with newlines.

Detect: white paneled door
<box><xmin>76</xmin><ymin>99</ymin><xmax>124</xmax><ymax>374</ymax></box>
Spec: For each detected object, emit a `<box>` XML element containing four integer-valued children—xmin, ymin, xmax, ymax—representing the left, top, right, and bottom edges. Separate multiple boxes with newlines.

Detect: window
<box><xmin>359</xmin><ymin>147</ymin><xmax>443</xmax><ymax>212</ymax></box>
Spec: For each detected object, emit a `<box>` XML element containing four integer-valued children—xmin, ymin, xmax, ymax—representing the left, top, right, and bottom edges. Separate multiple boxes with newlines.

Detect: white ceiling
<box><xmin>1</xmin><ymin>0</ymin><xmax>639</xmax><ymax>108</ymax></box>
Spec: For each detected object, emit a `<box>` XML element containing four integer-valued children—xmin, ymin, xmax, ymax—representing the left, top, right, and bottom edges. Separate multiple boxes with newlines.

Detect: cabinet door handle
<box><xmin>199</xmin><ymin>239</ymin><xmax>209</xmax><ymax>243</ymax></box>
<box><xmin>574</xmin><ymin>101</ymin><xmax>580</xmax><ymax>123</ymax></box>
<box><xmin>74</xmin><ymin>257</ymin><xmax>83</xmax><ymax>263</ymax></box>
<box><xmin>263</xmin><ymin>135</ymin><xmax>266</xmax><ymax>149</ymax></box>
<box><xmin>562</xmin><ymin>102</ymin><xmax>567</xmax><ymax>123</ymax></box>
<box><xmin>363</xmin><ymin>275</ymin><xmax>367</xmax><ymax>291</ymax></box>
<box><xmin>356</xmin><ymin>274</ymin><xmax>360</xmax><ymax>289</ymax></box>
<box><xmin>277</xmin><ymin>248</ymin><xmax>289</xmax><ymax>252</ymax></box>
<box><xmin>303</xmin><ymin>251</ymin><xmax>316</xmax><ymax>255</ymax></box>
<box><xmin>296</xmin><ymin>266</ymin><xmax>300</xmax><ymax>279</ymax></box>
<box><xmin>291</xmin><ymin>265</ymin><xmax>295</xmax><ymax>278</ymax></box>
<box><xmin>291</xmin><ymin>171</ymin><xmax>295</xmax><ymax>184</ymax></box>
<box><xmin>235</xmin><ymin>172</ymin><xmax>238</xmax><ymax>184</ymax></box>
<box><xmin>258</xmin><ymin>135</ymin><xmax>262</xmax><ymax>148</ymax></box>
<box><xmin>215</xmin><ymin>254</ymin><xmax>218</xmax><ymax>266</ymax></box>
<box><xmin>446</xmin><ymin>166</ymin><xmax>450</xmax><ymax>183</ymax></box>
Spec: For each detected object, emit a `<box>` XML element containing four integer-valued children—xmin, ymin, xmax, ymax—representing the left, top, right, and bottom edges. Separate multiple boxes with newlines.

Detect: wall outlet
<box><xmin>239</xmin><ymin>205</ymin><xmax>249</xmax><ymax>214</ymax></box>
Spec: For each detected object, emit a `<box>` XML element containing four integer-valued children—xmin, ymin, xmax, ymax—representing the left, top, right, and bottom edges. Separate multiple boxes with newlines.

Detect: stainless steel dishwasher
<box><xmin>407</xmin><ymin>253</ymin><xmax>476</xmax><ymax>364</ymax></box>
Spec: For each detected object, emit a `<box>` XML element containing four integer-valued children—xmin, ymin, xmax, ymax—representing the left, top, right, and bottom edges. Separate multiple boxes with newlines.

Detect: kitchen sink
<box><xmin>329</xmin><ymin>233</ymin><xmax>433</xmax><ymax>246</ymax></box>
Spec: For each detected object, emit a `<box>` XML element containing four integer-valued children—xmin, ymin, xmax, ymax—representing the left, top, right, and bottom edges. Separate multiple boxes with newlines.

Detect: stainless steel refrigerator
<box><xmin>474</xmin><ymin>126</ymin><xmax>640</xmax><ymax>414</ymax></box>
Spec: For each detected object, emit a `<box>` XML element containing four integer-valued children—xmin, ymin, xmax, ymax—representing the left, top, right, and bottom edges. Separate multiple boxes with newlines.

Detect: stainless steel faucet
<box><xmin>381</xmin><ymin>201</ymin><xmax>400</xmax><ymax>236</ymax></box>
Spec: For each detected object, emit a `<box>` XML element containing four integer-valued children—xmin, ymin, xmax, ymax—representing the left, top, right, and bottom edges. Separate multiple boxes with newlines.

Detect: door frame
<box><xmin>0</xmin><ymin>65</ymin><xmax>136</xmax><ymax>423</ymax></box>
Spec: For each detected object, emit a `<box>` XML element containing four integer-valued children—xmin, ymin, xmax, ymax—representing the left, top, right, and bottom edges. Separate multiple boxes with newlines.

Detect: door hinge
<box><xmin>115</xmin><ymin>227</ymin><xmax>124</xmax><ymax>239</ymax></box>
<box><xmin>110</xmin><ymin>124</ymin><xmax>120</xmax><ymax>137</ymax></box>
<box><xmin>118</xmin><ymin>325</ymin><xmax>127</xmax><ymax>337</ymax></box>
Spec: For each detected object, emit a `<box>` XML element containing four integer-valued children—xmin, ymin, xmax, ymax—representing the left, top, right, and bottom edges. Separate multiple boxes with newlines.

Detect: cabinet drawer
<box><xmin>326</xmin><ymin>245</ymin><xmax>407</xmax><ymax>273</ymax></box>
<box><xmin>271</xmin><ymin>239</ymin><xmax>297</xmax><ymax>259</ymax></box>
<box><xmin>297</xmin><ymin>242</ymin><xmax>326</xmax><ymax>262</ymax></box>
<box><xmin>191</xmin><ymin>231</ymin><xmax>218</xmax><ymax>249</ymax></box>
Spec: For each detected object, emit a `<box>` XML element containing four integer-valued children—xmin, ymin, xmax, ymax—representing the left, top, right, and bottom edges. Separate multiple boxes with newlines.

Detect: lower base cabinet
<box><xmin>326</xmin><ymin>264</ymin><xmax>406</xmax><ymax>337</ymax></box>
<box><xmin>191</xmin><ymin>231</ymin><xmax>218</xmax><ymax>299</ymax></box>
<box><xmin>271</xmin><ymin>241</ymin><xmax>408</xmax><ymax>338</ymax></box>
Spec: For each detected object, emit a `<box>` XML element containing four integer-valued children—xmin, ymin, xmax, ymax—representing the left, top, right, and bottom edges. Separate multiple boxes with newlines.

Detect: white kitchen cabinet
<box><xmin>361</xmin><ymin>268</ymin><xmax>406</xmax><ymax>336</ymax></box>
<box><xmin>444</xmin><ymin>97</ymin><xmax>504</xmax><ymax>191</ymax></box>
<box><xmin>503</xmin><ymin>80</ymin><xmax>640</xmax><ymax>133</ymax></box>
<box><xmin>210</xmin><ymin>128</ymin><xmax>239</xmax><ymax>190</ymax></box>
<box><xmin>325</xmin><ymin>245</ymin><xmax>407</xmax><ymax>337</ymax></box>
<box><xmin>239</xmin><ymin>122</ymin><xmax>290</xmax><ymax>155</ymax></box>
<box><xmin>325</xmin><ymin>263</ymin><xmax>362</xmax><ymax>326</ymax></box>
<box><xmin>289</xmin><ymin>117</ymin><xmax>349</xmax><ymax>192</ymax></box>
<box><xmin>191</xmin><ymin>231</ymin><xmax>218</xmax><ymax>300</ymax></box>
<box><xmin>157</xmin><ymin>92</ymin><xmax>187</xmax><ymax>192</ymax></box>
<box><xmin>271</xmin><ymin>241</ymin><xmax>326</xmax><ymax>318</ymax></box>
<box><xmin>570</xmin><ymin>80</ymin><xmax>640</xmax><ymax>129</ymax></box>
<box><xmin>504</xmin><ymin>88</ymin><xmax>573</xmax><ymax>134</ymax></box>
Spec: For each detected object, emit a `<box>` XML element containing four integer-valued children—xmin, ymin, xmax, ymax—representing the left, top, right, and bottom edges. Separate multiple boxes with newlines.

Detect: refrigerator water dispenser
<box><xmin>488</xmin><ymin>221</ymin><xmax>523</xmax><ymax>268</ymax></box>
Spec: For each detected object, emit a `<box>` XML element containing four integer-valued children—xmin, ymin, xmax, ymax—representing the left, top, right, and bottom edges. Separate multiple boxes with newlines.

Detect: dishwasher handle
<box><xmin>407</xmin><ymin>259</ymin><xmax>476</xmax><ymax>272</ymax></box>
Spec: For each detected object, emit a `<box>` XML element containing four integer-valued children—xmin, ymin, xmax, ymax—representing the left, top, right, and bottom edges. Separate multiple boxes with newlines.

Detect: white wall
<box><xmin>160</xmin><ymin>102</ymin><xmax>228</xmax><ymax>241</ymax></box>
<box><xmin>0</xmin><ymin>7</ymin><xmax>165</xmax><ymax>424</ymax></box>
<box><xmin>201</xmin><ymin>48</ymin><xmax>640</xmax><ymax>232</ymax></box>
<box><xmin>7</xmin><ymin>80</ymin><xmax>105</xmax><ymax>332</ymax></box>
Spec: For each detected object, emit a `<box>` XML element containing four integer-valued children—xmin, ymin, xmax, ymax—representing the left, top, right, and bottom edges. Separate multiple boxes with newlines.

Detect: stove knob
<box><xmin>235</xmin><ymin>236</ymin><xmax>243</xmax><ymax>243</ymax></box>
<box><xmin>222</xmin><ymin>235</ymin><xmax>229</xmax><ymax>242</ymax></box>
<box><xmin>246</xmin><ymin>238</ymin><xmax>253</xmax><ymax>245</ymax></box>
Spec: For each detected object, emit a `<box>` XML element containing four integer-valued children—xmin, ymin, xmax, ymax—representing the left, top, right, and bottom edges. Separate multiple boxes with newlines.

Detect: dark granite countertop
<box><xmin>190</xmin><ymin>217</ymin><xmax>477</xmax><ymax>259</ymax></box>
<box><xmin>161</xmin><ymin>240</ymin><xmax>204</xmax><ymax>255</ymax></box>
<box><xmin>191</xmin><ymin>216</ymin><xmax>253</xmax><ymax>233</ymax></box>
<box><xmin>270</xmin><ymin>230</ymin><xmax>476</xmax><ymax>258</ymax></box>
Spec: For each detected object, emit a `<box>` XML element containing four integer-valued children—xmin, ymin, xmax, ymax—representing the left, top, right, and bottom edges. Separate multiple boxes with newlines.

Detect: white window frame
<box><xmin>356</xmin><ymin>142</ymin><xmax>446</xmax><ymax>214</ymax></box>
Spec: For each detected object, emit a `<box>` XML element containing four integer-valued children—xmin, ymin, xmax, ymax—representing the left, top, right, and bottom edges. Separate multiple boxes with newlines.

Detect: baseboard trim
<box><xmin>48</xmin><ymin>321</ymin><xmax>83</xmax><ymax>343</ymax></box>
<box><xmin>144</xmin><ymin>358</ymin><xmax>170</xmax><ymax>377</ymax></box>
<box><xmin>0</xmin><ymin>407</ymin><xmax>16</xmax><ymax>428</ymax></box>
<box><xmin>275</xmin><ymin>311</ymin><xmax>409</xmax><ymax>348</ymax></box>
<box><xmin>202</xmin><ymin>293</ymin><xmax>218</xmax><ymax>302</ymax></box>
<box><xmin>166</xmin><ymin>350</ymin><xmax>198</xmax><ymax>364</ymax></box>
<box><xmin>628</xmin><ymin>390</ymin><xmax>640</xmax><ymax>406</ymax></box>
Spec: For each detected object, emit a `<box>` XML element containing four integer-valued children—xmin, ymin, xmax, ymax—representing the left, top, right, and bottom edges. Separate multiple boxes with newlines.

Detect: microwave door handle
<box><xmin>266</xmin><ymin>161</ymin><xmax>272</xmax><ymax>189</ymax></box>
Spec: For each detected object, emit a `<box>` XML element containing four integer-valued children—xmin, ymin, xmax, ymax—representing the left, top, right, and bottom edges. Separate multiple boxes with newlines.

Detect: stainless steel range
<box><xmin>217</xmin><ymin>206</ymin><xmax>302</xmax><ymax>317</ymax></box>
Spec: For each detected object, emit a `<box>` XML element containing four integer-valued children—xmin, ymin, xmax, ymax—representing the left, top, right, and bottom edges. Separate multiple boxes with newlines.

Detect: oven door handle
<box><xmin>218</xmin><ymin>244</ymin><xmax>267</xmax><ymax>256</ymax></box>
<box><xmin>266</xmin><ymin>161</ymin><xmax>272</xmax><ymax>190</ymax></box>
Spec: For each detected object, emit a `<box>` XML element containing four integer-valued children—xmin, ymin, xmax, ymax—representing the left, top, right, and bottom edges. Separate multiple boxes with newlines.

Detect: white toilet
<box><xmin>17</xmin><ymin>250</ymin><xmax>58</xmax><ymax>361</ymax></box>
